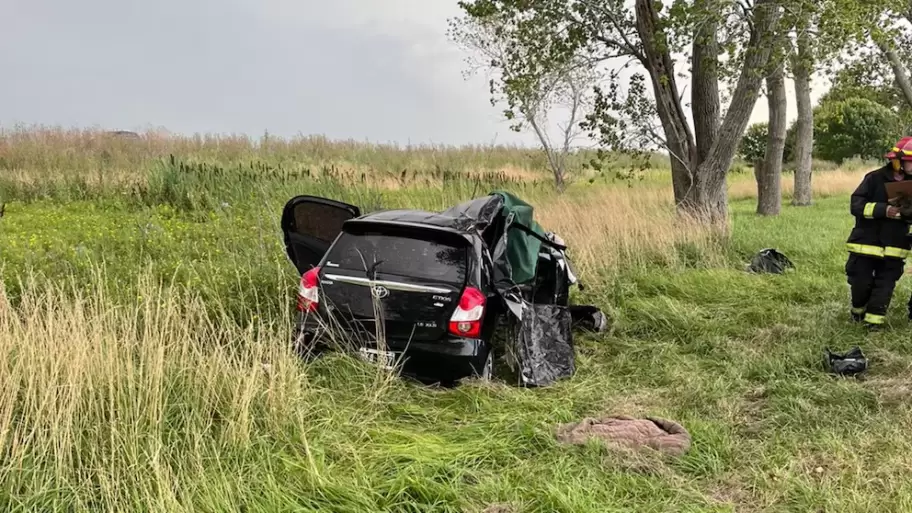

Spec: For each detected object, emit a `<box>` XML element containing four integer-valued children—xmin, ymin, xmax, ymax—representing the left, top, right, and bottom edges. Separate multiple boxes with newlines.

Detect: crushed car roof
<box><xmin>349</xmin><ymin>195</ymin><xmax>505</xmax><ymax>234</ymax></box>
<box><xmin>347</xmin><ymin>191</ymin><xmax>550</xmax><ymax>287</ymax></box>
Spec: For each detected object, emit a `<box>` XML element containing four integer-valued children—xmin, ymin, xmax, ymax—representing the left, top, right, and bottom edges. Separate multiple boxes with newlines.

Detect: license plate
<box><xmin>358</xmin><ymin>348</ymin><xmax>397</xmax><ymax>370</ymax></box>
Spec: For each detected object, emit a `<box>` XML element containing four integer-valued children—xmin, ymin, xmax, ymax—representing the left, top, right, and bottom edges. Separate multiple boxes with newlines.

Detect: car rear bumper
<box><xmin>294</xmin><ymin>315</ymin><xmax>490</xmax><ymax>383</ymax></box>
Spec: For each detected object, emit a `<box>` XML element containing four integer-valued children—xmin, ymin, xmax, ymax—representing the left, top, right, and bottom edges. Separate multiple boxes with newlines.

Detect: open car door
<box><xmin>281</xmin><ymin>195</ymin><xmax>361</xmax><ymax>275</ymax></box>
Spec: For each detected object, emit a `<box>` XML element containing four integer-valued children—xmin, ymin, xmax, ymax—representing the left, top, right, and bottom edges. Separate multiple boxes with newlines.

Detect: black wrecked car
<box><xmin>281</xmin><ymin>191</ymin><xmax>605</xmax><ymax>386</ymax></box>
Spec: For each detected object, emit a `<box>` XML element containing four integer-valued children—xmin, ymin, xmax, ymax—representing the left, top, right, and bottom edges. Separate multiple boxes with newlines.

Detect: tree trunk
<box><xmin>634</xmin><ymin>0</ymin><xmax>698</xmax><ymax>211</ymax></box>
<box><xmin>880</xmin><ymin>41</ymin><xmax>912</xmax><ymax>109</ymax></box>
<box><xmin>792</xmin><ymin>29</ymin><xmax>814</xmax><ymax>206</ymax></box>
<box><xmin>692</xmin><ymin>0</ymin><xmax>721</xmax><ymax>163</ymax></box>
<box><xmin>689</xmin><ymin>0</ymin><xmax>783</xmax><ymax>225</ymax></box>
<box><xmin>757</xmin><ymin>65</ymin><xmax>786</xmax><ymax>215</ymax></box>
<box><xmin>635</xmin><ymin>0</ymin><xmax>781</xmax><ymax>224</ymax></box>
<box><xmin>528</xmin><ymin>116</ymin><xmax>566</xmax><ymax>192</ymax></box>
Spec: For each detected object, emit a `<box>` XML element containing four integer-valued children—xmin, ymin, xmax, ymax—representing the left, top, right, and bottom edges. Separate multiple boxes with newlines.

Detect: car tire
<box><xmin>292</xmin><ymin>328</ymin><xmax>325</xmax><ymax>360</ymax></box>
<box><xmin>479</xmin><ymin>349</ymin><xmax>494</xmax><ymax>381</ymax></box>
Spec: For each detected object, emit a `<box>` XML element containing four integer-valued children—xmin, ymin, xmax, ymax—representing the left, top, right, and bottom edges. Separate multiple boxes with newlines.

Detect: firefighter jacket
<box><xmin>847</xmin><ymin>165</ymin><xmax>912</xmax><ymax>259</ymax></box>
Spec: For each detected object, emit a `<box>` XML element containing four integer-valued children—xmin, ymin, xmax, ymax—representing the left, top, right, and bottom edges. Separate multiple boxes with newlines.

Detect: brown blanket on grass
<box><xmin>556</xmin><ymin>415</ymin><xmax>691</xmax><ymax>457</ymax></box>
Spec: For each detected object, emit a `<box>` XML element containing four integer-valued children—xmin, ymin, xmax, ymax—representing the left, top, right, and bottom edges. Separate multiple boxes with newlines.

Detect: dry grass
<box><xmin>535</xmin><ymin>158</ymin><xmax>877</xmax><ymax>275</ymax></box>
<box><xmin>0</xmin><ymin>273</ymin><xmax>336</xmax><ymax>510</ymax></box>
<box><xmin>728</xmin><ymin>159</ymin><xmax>877</xmax><ymax>202</ymax></box>
<box><xmin>536</xmin><ymin>187</ymin><xmax>726</xmax><ymax>275</ymax></box>
<box><xmin>0</xmin><ymin>125</ymin><xmax>877</xmax><ymax>298</ymax></box>
<box><xmin>0</xmin><ymin>125</ymin><xmax>641</xmax><ymax>179</ymax></box>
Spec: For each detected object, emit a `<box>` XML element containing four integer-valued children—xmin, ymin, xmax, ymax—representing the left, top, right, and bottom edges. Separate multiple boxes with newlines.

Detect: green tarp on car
<box><xmin>492</xmin><ymin>190</ymin><xmax>546</xmax><ymax>285</ymax></box>
<box><xmin>435</xmin><ymin>189</ymin><xmax>558</xmax><ymax>289</ymax></box>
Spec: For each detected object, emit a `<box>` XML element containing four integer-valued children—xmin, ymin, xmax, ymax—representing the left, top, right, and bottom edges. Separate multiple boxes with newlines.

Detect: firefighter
<box><xmin>846</xmin><ymin>136</ymin><xmax>912</xmax><ymax>328</ymax></box>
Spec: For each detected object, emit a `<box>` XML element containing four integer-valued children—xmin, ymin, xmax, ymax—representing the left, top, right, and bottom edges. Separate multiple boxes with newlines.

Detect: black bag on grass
<box><xmin>825</xmin><ymin>346</ymin><xmax>868</xmax><ymax>377</ymax></box>
<box><xmin>569</xmin><ymin>305</ymin><xmax>609</xmax><ymax>333</ymax></box>
<box><xmin>748</xmin><ymin>248</ymin><xmax>794</xmax><ymax>274</ymax></box>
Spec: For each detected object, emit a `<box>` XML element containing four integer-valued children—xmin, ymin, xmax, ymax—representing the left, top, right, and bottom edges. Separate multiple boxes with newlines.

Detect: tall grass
<box><xmin>5</xmin><ymin>126</ymin><xmax>912</xmax><ymax>511</ymax></box>
<box><xmin>0</xmin><ymin>126</ymin><xmax>678</xmax><ymax>206</ymax></box>
<box><xmin>7</xmin><ymin>198</ymin><xmax>912</xmax><ymax>511</ymax></box>
<box><xmin>0</xmin><ymin>132</ymin><xmax>880</xmax><ymax>318</ymax></box>
<box><xmin>0</xmin><ymin>272</ymin><xmax>396</xmax><ymax>511</ymax></box>
<box><xmin>0</xmin><ymin>125</ymin><xmax>651</xmax><ymax>181</ymax></box>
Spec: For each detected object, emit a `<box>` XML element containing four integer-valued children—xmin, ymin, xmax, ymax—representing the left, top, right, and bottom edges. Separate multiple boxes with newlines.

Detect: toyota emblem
<box><xmin>371</xmin><ymin>285</ymin><xmax>390</xmax><ymax>299</ymax></box>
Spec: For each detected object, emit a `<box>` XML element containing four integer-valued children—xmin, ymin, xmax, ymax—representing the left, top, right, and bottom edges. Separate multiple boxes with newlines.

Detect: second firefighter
<box><xmin>845</xmin><ymin>136</ymin><xmax>912</xmax><ymax>328</ymax></box>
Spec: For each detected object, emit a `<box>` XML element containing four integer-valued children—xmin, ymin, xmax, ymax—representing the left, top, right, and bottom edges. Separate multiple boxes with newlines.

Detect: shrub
<box><xmin>784</xmin><ymin>120</ymin><xmax>798</xmax><ymax>163</ymax></box>
<box><xmin>740</xmin><ymin>121</ymin><xmax>801</xmax><ymax>166</ymax></box>
<box><xmin>738</xmin><ymin>123</ymin><xmax>768</xmax><ymax>165</ymax></box>
<box><xmin>814</xmin><ymin>97</ymin><xmax>901</xmax><ymax>163</ymax></box>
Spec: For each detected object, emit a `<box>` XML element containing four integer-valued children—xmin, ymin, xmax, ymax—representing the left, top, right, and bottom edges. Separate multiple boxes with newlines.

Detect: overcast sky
<box><xmin>1</xmin><ymin>0</ymin><xmax>826</xmax><ymax>147</ymax></box>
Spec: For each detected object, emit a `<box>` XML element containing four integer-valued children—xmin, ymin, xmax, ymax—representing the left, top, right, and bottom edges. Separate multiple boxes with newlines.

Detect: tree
<box><xmin>775</xmin><ymin>0</ymin><xmax>870</xmax><ymax>207</ymax></box>
<box><xmin>824</xmin><ymin>61</ymin><xmax>912</xmax><ymax>132</ymax></box>
<box><xmin>757</xmin><ymin>64</ymin><xmax>786</xmax><ymax>215</ymax></box>
<box><xmin>814</xmin><ymin>97</ymin><xmax>901</xmax><ymax>163</ymax></box>
<box><xmin>825</xmin><ymin>0</ymin><xmax>912</xmax><ymax>110</ymax></box>
<box><xmin>783</xmin><ymin>0</ymin><xmax>900</xmax><ymax>206</ymax></box>
<box><xmin>879</xmin><ymin>42</ymin><xmax>912</xmax><ymax>109</ymax></box>
<box><xmin>453</xmin><ymin>0</ymin><xmax>787</xmax><ymax>226</ymax></box>
<box><xmin>790</xmin><ymin>20</ymin><xmax>814</xmax><ymax>206</ymax></box>
<box><xmin>449</xmin><ymin>17</ymin><xmax>597</xmax><ymax>191</ymax></box>
<box><xmin>746</xmin><ymin>0</ymin><xmax>821</xmax><ymax>214</ymax></box>
<box><xmin>873</xmin><ymin>4</ymin><xmax>912</xmax><ymax>110</ymax></box>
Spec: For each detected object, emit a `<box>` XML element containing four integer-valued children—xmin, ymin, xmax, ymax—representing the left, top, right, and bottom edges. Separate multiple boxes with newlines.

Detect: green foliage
<box><xmin>823</xmin><ymin>62</ymin><xmax>912</xmax><ymax>132</ymax></box>
<box><xmin>452</xmin><ymin>0</ymin><xmax>788</xmax><ymax>188</ymax></box>
<box><xmin>813</xmin><ymin>97</ymin><xmax>901</xmax><ymax>163</ymax></box>
<box><xmin>824</xmin><ymin>77</ymin><xmax>896</xmax><ymax>107</ymax></box>
<box><xmin>738</xmin><ymin>123</ymin><xmax>769</xmax><ymax>164</ymax></box>
<box><xmin>740</xmin><ymin>121</ymin><xmax>800</xmax><ymax>166</ymax></box>
<box><xmin>784</xmin><ymin>120</ymin><xmax>799</xmax><ymax>163</ymax></box>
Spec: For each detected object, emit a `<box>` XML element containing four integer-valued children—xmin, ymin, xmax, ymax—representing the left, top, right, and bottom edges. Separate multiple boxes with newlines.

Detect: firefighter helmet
<box><xmin>885</xmin><ymin>137</ymin><xmax>912</xmax><ymax>161</ymax></box>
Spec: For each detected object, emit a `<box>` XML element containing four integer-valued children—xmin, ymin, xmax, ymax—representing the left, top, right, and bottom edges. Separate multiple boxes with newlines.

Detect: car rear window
<box><xmin>324</xmin><ymin>231</ymin><xmax>467</xmax><ymax>284</ymax></box>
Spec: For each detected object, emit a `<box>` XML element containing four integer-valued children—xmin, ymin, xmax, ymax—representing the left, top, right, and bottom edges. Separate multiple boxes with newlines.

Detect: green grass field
<box><xmin>2</xmin><ymin>130</ymin><xmax>911</xmax><ymax>512</ymax></box>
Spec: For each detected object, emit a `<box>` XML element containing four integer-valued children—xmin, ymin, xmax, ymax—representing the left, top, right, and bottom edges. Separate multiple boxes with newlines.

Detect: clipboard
<box><xmin>885</xmin><ymin>180</ymin><xmax>912</xmax><ymax>201</ymax></box>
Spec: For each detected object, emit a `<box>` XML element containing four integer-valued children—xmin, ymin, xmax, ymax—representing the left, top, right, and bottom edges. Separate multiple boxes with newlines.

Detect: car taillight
<box><xmin>297</xmin><ymin>266</ymin><xmax>321</xmax><ymax>312</ymax></box>
<box><xmin>449</xmin><ymin>287</ymin><xmax>486</xmax><ymax>338</ymax></box>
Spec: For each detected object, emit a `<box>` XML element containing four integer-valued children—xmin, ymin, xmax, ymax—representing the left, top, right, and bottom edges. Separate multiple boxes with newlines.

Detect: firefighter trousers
<box><xmin>846</xmin><ymin>253</ymin><xmax>904</xmax><ymax>324</ymax></box>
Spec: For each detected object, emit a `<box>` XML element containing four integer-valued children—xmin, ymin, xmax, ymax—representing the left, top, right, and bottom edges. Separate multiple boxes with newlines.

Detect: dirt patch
<box><xmin>866</xmin><ymin>377</ymin><xmax>912</xmax><ymax>405</ymax></box>
<box><xmin>738</xmin><ymin>385</ymin><xmax>770</xmax><ymax>438</ymax></box>
<box><xmin>708</xmin><ymin>479</ymin><xmax>759</xmax><ymax>513</ymax></box>
<box><xmin>745</xmin><ymin>324</ymin><xmax>800</xmax><ymax>353</ymax></box>
<box><xmin>481</xmin><ymin>505</ymin><xmax>516</xmax><ymax>513</ymax></box>
<box><xmin>556</xmin><ymin>416</ymin><xmax>691</xmax><ymax>457</ymax></box>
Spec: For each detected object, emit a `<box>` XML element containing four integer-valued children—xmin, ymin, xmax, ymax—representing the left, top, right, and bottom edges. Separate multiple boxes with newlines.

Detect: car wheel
<box><xmin>479</xmin><ymin>349</ymin><xmax>494</xmax><ymax>381</ymax></box>
<box><xmin>292</xmin><ymin>328</ymin><xmax>324</xmax><ymax>360</ymax></box>
<box><xmin>592</xmin><ymin>310</ymin><xmax>608</xmax><ymax>333</ymax></box>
